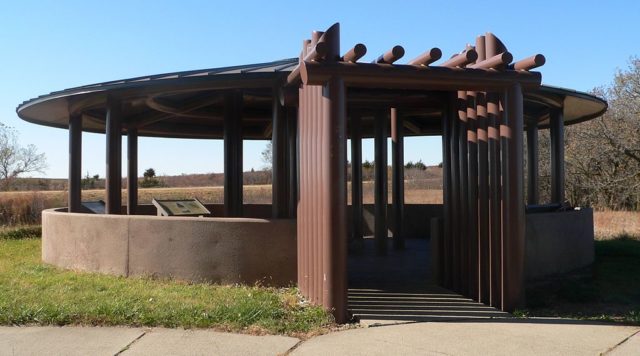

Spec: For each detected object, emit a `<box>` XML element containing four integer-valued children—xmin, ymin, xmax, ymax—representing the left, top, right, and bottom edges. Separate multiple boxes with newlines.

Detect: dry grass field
<box><xmin>0</xmin><ymin>182</ymin><xmax>636</xmax><ymax>239</ymax></box>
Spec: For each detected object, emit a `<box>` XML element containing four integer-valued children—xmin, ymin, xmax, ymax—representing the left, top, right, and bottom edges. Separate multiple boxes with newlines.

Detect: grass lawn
<box><xmin>522</xmin><ymin>234</ymin><xmax>640</xmax><ymax>325</ymax></box>
<box><xmin>0</xmin><ymin>229</ymin><xmax>333</xmax><ymax>335</ymax></box>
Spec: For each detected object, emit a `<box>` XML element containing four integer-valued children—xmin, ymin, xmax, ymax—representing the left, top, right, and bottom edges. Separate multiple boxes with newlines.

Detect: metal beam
<box><xmin>224</xmin><ymin>90</ymin><xmax>243</xmax><ymax>217</ymax></box>
<box><xmin>287</xmin><ymin>107</ymin><xmax>298</xmax><ymax>218</ymax></box>
<box><xmin>527</xmin><ymin>121</ymin><xmax>540</xmax><ymax>205</ymax></box>
<box><xmin>127</xmin><ymin>128</ymin><xmax>138</xmax><ymax>215</ymax></box>
<box><xmin>351</xmin><ymin>113</ymin><xmax>364</xmax><ymax>244</ymax></box>
<box><xmin>374</xmin><ymin>111</ymin><xmax>388</xmax><ymax>255</ymax></box>
<box><xmin>550</xmin><ymin>109</ymin><xmax>565</xmax><ymax>203</ymax></box>
<box><xmin>391</xmin><ymin>108</ymin><xmax>404</xmax><ymax>250</ymax></box>
<box><xmin>105</xmin><ymin>96</ymin><xmax>122</xmax><ymax>215</ymax></box>
<box><xmin>68</xmin><ymin>114</ymin><xmax>82</xmax><ymax>213</ymax></box>
<box><xmin>272</xmin><ymin>93</ymin><xmax>288</xmax><ymax>218</ymax></box>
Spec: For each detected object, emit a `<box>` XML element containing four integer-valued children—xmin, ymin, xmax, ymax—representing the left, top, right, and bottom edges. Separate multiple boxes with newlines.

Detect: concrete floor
<box><xmin>348</xmin><ymin>237</ymin><xmax>509</xmax><ymax>324</ymax></box>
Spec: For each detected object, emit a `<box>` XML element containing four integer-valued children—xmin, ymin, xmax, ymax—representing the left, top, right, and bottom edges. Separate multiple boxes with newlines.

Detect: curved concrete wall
<box><xmin>42</xmin><ymin>209</ymin><xmax>297</xmax><ymax>286</ymax></box>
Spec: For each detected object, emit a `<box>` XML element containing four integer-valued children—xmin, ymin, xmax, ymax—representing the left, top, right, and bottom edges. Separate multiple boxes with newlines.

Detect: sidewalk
<box><xmin>1</xmin><ymin>319</ymin><xmax>638</xmax><ymax>356</ymax></box>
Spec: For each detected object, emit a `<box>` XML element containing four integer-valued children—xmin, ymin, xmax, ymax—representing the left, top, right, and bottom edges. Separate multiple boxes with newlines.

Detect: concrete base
<box><xmin>42</xmin><ymin>208</ymin><xmax>297</xmax><ymax>286</ymax></box>
<box><xmin>525</xmin><ymin>208</ymin><xmax>595</xmax><ymax>280</ymax></box>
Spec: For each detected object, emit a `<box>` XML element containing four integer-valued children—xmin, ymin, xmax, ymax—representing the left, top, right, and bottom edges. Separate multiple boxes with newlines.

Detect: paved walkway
<box><xmin>1</xmin><ymin>320</ymin><xmax>638</xmax><ymax>356</ymax></box>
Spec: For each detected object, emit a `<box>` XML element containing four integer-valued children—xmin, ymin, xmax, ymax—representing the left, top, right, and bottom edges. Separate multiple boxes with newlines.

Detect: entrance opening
<box><xmin>346</xmin><ymin>134</ymin><xmax>508</xmax><ymax>323</ymax></box>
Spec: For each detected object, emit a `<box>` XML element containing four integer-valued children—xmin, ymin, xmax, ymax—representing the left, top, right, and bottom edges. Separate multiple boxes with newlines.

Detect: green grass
<box><xmin>524</xmin><ymin>234</ymin><xmax>640</xmax><ymax>325</ymax></box>
<box><xmin>0</xmin><ymin>232</ymin><xmax>333</xmax><ymax>335</ymax></box>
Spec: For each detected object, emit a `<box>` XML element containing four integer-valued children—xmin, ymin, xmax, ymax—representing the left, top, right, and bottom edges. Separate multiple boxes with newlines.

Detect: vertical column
<box><xmin>322</xmin><ymin>76</ymin><xmax>348</xmax><ymax>324</ymax></box>
<box><xmin>441</xmin><ymin>99</ymin><xmax>453</xmax><ymax>288</ymax></box>
<box><xmin>127</xmin><ymin>128</ymin><xmax>138</xmax><ymax>215</ymax></box>
<box><xmin>449</xmin><ymin>93</ymin><xmax>461</xmax><ymax>291</ymax></box>
<box><xmin>374</xmin><ymin>111</ymin><xmax>388</xmax><ymax>255</ymax></box>
<box><xmin>466</xmin><ymin>92</ymin><xmax>479</xmax><ymax>300</ymax></box>
<box><xmin>287</xmin><ymin>107</ymin><xmax>298</xmax><ymax>218</ymax></box>
<box><xmin>503</xmin><ymin>84</ymin><xmax>525</xmax><ymax>311</ymax></box>
<box><xmin>477</xmin><ymin>92</ymin><xmax>491</xmax><ymax>304</ymax></box>
<box><xmin>105</xmin><ymin>97</ymin><xmax>122</xmax><ymax>215</ymax></box>
<box><xmin>351</xmin><ymin>113</ymin><xmax>364</xmax><ymax>244</ymax></box>
<box><xmin>272</xmin><ymin>94</ymin><xmax>289</xmax><ymax>218</ymax></box>
<box><xmin>527</xmin><ymin>121</ymin><xmax>540</xmax><ymax>205</ymax></box>
<box><xmin>224</xmin><ymin>90</ymin><xmax>243</xmax><ymax>217</ymax></box>
<box><xmin>68</xmin><ymin>114</ymin><xmax>82</xmax><ymax>213</ymax></box>
<box><xmin>550</xmin><ymin>109</ymin><xmax>565</xmax><ymax>204</ymax></box>
<box><xmin>487</xmin><ymin>92</ymin><xmax>502</xmax><ymax>308</ymax></box>
<box><xmin>457</xmin><ymin>91</ymin><xmax>469</xmax><ymax>295</ymax></box>
<box><xmin>391</xmin><ymin>108</ymin><xmax>405</xmax><ymax>250</ymax></box>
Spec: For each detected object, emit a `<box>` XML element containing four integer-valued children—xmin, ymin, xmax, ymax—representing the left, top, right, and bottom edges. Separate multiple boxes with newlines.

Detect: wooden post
<box><xmin>351</xmin><ymin>113</ymin><xmax>364</xmax><ymax>243</ymax></box>
<box><xmin>127</xmin><ymin>128</ymin><xmax>138</xmax><ymax>215</ymax></box>
<box><xmin>527</xmin><ymin>121</ymin><xmax>540</xmax><ymax>205</ymax></box>
<box><xmin>68</xmin><ymin>114</ymin><xmax>82</xmax><ymax>213</ymax></box>
<box><xmin>391</xmin><ymin>108</ymin><xmax>404</xmax><ymax>250</ymax></box>
<box><xmin>374</xmin><ymin>111</ymin><xmax>388</xmax><ymax>255</ymax></box>
<box><xmin>224</xmin><ymin>90</ymin><xmax>243</xmax><ymax>217</ymax></box>
<box><xmin>550</xmin><ymin>109</ymin><xmax>565</xmax><ymax>204</ymax></box>
<box><xmin>272</xmin><ymin>94</ymin><xmax>289</xmax><ymax>218</ymax></box>
<box><xmin>503</xmin><ymin>83</ymin><xmax>525</xmax><ymax>311</ymax></box>
<box><xmin>105</xmin><ymin>97</ymin><xmax>122</xmax><ymax>215</ymax></box>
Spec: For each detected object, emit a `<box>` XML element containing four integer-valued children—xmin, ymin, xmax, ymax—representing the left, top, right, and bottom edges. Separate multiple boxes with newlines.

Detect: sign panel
<box><xmin>81</xmin><ymin>200</ymin><xmax>106</xmax><ymax>214</ymax></box>
<box><xmin>152</xmin><ymin>198</ymin><xmax>211</xmax><ymax>217</ymax></box>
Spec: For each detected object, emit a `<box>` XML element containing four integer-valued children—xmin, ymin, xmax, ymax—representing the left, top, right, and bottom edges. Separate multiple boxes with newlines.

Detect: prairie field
<box><xmin>0</xmin><ymin>182</ymin><xmax>636</xmax><ymax>238</ymax></box>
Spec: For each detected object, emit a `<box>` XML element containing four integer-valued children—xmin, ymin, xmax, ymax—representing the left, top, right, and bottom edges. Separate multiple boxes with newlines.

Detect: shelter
<box><xmin>18</xmin><ymin>23</ymin><xmax>606</xmax><ymax>323</ymax></box>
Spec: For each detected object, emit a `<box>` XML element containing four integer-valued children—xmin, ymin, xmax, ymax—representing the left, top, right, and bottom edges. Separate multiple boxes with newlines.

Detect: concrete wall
<box><xmin>42</xmin><ymin>208</ymin><xmax>296</xmax><ymax>286</ymax></box>
<box><xmin>525</xmin><ymin>208</ymin><xmax>595</xmax><ymax>280</ymax></box>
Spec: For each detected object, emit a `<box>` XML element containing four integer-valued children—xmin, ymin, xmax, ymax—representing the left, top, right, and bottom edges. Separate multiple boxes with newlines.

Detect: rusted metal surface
<box><xmin>466</xmin><ymin>90</ymin><xmax>479</xmax><ymax>300</ymax></box>
<box><xmin>408</xmin><ymin>48</ymin><xmax>442</xmax><ymax>66</ymax></box>
<box><xmin>391</xmin><ymin>108</ymin><xmax>405</xmax><ymax>250</ymax></box>
<box><xmin>487</xmin><ymin>92</ymin><xmax>503</xmax><ymax>308</ymax></box>
<box><xmin>68</xmin><ymin>114</ymin><xmax>82</xmax><ymax>213</ymax></box>
<box><xmin>224</xmin><ymin>90</ymin><xmax>243</xmax><ymax>217</ymax></box>
<box><xmin>105</xmin><ymin>96</ymin><xmax>122</xmax><ymax>215</ymax></box>
<box><xmin>375</xmin><ymin>45</ymin><xmax>405</xmax><ymax>64</ymax></box>
<box><xmin>287</xmin><ymin>107</ymin><xmax>298</xmax><ymax>218</ymax></box>
<box><xmin>127</xmin><ymin>128</ymin><xmax>138</xmax><ymax>215</ymax></box>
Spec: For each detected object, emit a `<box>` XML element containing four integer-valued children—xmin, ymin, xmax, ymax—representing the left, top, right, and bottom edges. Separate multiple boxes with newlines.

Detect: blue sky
<box><xmin>1</xmin><ymin>0</ymin><xmax>637</xmax><ymax>178</ymax></box>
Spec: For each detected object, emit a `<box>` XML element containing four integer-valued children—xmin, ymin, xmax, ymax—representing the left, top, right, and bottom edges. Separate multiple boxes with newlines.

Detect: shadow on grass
<box><xmin>524</xmin><ymin>235</ymin><xmax>640</xmax><ymax>325</ymax></box>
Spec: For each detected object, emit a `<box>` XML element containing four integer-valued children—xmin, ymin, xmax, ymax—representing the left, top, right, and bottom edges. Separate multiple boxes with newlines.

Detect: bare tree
<box><xmin>0</xmin><ymin>124</ymin><xmax>46</xmax><ymax>190</ymax></box>
<box><xmin>261</xmin><ymin>141</ymin><xmax>272</xmax><ymax>171</ymax></box>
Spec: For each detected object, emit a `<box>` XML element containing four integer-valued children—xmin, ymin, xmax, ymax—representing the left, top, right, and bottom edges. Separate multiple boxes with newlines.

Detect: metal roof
<box><xmin>16</xmin><ymin>57</ymin><xmax>606</xmax><ymax>139</ymax></box>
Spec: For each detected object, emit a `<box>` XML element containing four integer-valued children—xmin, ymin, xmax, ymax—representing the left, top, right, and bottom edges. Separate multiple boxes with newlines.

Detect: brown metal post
<box><xmin>449</xmin><ymin>93</ymin><xmax>461</xmax><ymax>292</ymax></box>
<box><xmin>527</xmin><ymin>121</ymin><xmax>540</xmax><ymax>205</ymax></box>
<box><xmin>105</xmin><ymin>97</ymin><xmax>122</xmax><ymax>215</ymax></box>
<box><xmin>503</xmin><ymin>84</ymin><xmax>526</xmax><ymax>311</ymax></box>
<box><xmin>488</xmin><ymin>92</ymin><xmax>503</xmax><ymax>308</ymax></box>
<box><xmin>68</xmin><ymin>114</ymin><xmax>82</xmax><ymax>213</ymax></box>
<box><xmin>374</xmin><ymin>111</ymin><xmax>388</xmax><ymax>255</ymax></box>
<box><xmin>127</xmin><ymin>128</ymin><xmax>138</xmax><ymax>215</ymax></box>
<box><xmin>477</xmin><ymin>92</ymin><xmax>491</xmax><ymax>304</ymax></box>
<box><xmin>351</xmin><ymin>113</ymin><xmax>364</xmax><ymax>243</ymax></box>
<box><xmin>272</xmin><ymin>93</ymin><xmax>289</xmax><ymax>218</ymax></box>
<box><xmin>391</xmin><ymin>108</ymin><xmax>405</xmax><ymax>250</ymax></box>
<box><xmin>224</xmin><ymin>90</ymin><xmax>243</xmax><ymax>217</ymax></box>
<box><xmin>322</xmin><ymin>76</ymin><xmax>348</xmax><ymax>324</ymax></box>
<box><xmin>287</xmin><ymin>107</ymin><xmax>298</xmax><ymax>218</ymax></box>
<box><xmin>466</xmin><ymin>91</ymin><xmax>479</xmax><ymax>300</ymax></box>
<box><xmin>442</xmin><ymin>98</ymin><xmax>453</xmax><ymax>288</ymax></box>
<box><xmin>550</xmin><ymin>108</ymin><xmax>565</xmax><ymax>204</ymax></box>
<box><xmin>457</xmin><ymin>91</ymin><xmax>469</xmax><ymax>295</ymax></box>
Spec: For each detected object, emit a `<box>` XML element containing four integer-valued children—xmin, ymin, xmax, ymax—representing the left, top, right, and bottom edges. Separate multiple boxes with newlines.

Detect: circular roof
<box><xmin>17</xmin><ymin>58</ymin><xmax>607</xmax><ymax>139</ymax></box>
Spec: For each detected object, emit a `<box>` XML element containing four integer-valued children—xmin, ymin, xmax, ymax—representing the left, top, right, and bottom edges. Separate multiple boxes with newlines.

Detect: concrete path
<box><xmin>1</xmin><ymin>321</ymin><xmax>638</xmax><ymax>356</ymax></box>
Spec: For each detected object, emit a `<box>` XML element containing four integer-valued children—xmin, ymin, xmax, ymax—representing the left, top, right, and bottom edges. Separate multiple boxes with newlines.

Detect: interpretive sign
<box><xmin>81</xmin><ymin>200</ymin><xmax>106</xmax><ymax>214</ymax></box>
<box><xmin>152</xmin><ymin>198</ymin><xmax>211</xmax><ymax>217</ymax></box>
